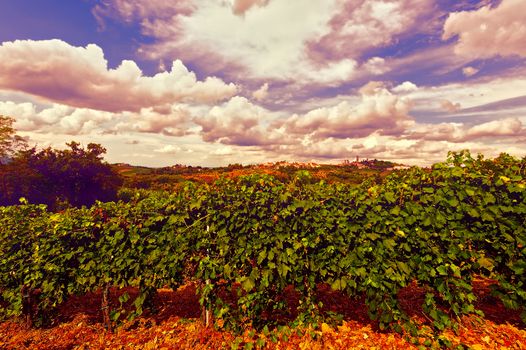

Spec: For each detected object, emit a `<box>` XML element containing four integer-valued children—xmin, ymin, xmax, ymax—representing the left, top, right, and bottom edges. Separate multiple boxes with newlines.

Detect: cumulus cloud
<box><xmin>117</xmin><ymin>106</ymin><xmax>192</xmax><ymax>136</ymax></box>
<box><xmin>440</xmin><ymin>100</ymin><xmax>461</xmax><ymax>113</ymax></box>
<box><xmin>252</xmin><ymin>83</ymin><xmax>269</xmax><ymax>101</ymax></box>
<box><xmin>95</xmin><ymin>0</ymin><xmax>432</xmax><ymax>86</ymax></box>
<box><xmin>187</xmin><ymin>87</ymin><xmax>415</xmax><ymax>154</ymax></box>
<box><xmin>405</xmin><ymin>122</ymin><xmax>465</xmax><ymax>142</ymax></box>
<box><xmin>135</xmin><ymin>0</ymin><xmax>339</xmax><ymax>83</ymax></box>
<box><xmin>404</xmin><ymin>76</ymin><xmax>526</xmax><ymax>114</ymax></box>
<box><xmin>0</xmin><ymin>100</ymin><xmax>113</xmax><ymax>135</ymax></box>
<box><xmin>281</xmin><ymin>82</ymin><xmax>413</xmax><ymax>140</ymax></box>
<box><xmin>443</xmin><ymin>0</ymin><xmax>526</xmax><ymax>58</ymax></box>
<box><xmin>309</xmin><ymin>59</ymin><xmax>357</xmax><ymax>85</ymax></box>
<box><xmin>194</xmin><ymin>96</ymin><xmax>285</xmax><ymax>146</ymax></box>
<box><xmin>231</xmin><ymin>0</ymin><xmax>270</xmax><ymax>15</ymax></box>
<box><xmin>154</xmin><ymin>145</ymin><xmax>185</xmax><ymax>154</ymax></box>
<box><xmin>211</xmin><ymin>146</ymin><xmax>234</xmax><ymax>156</ymax></box>
<box><xmin>465</xmin><ymin>117</ymin><xmax>524</xmax><ymax>139</ymax></box>
<box><xmin>405</xmin><ymin>118</ymin><xmax>525</xmax><ymax>143</ymax></box>
<box><xmin>0</xmin><ymin>98</ymin><xmax>197</xmax><ymax>137</ymax></box>
<box><xmin>363</xmin><ymin>57</ymin><xmax>388</xmax><ymax>75</ymax></box>
<box><xmin>392</xmin><ymin>81</ymin><xmax>418</xmax><ymax>94</ymax></box>
<box><xmin>92</xmin><ymin>0</ymin><xmax>195</xmax><ymax>25</ymax></box>
<box><xmin>0</xmin><ymin>39</ymin><xmax>237</xmax><ymax>112</ymax></box>
<box><xmin>462</xmin><ymin>66</ymin><xmax>479</xmax><ymax>77</ymax></box>
<box><xmin>307</xmin><ymin>0</ymin><xmax>434</xmax><ymax>62</ymax></box>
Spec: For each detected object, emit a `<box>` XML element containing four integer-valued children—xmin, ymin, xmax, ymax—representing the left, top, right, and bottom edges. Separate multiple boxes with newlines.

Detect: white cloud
<box><xmin>462</xmin><ymin>66</ymin><xmax>479</xmax><ymax>77</ymax></box>
<box><xmin>282</xmin><ymin>82</ymin><xmax>413</xmax><ymax>140</ymax></box>
<box><xmin>96</xmin><ymin>0</ymin><xmax>433</xmax><ymax>86</ymax></box>
<box><xmin>0</xmin><ymin>97</ymin><xmax>197</xmax><ymax>138</ymax></box>
<box><xmin>252</xmin><ymin>83</ymin><xmax>269</xmax><ymax>101</ymax></box>
<box><xmin>307</xmin><ymin>0</ymin><xmax>434</xmax><ymax>62</ymax></box>
<box><xmin>465</xmin><ymin>117</ymin><xmax>524</xmax><ymax>139</ymax></box>
<box><xmin>117</xmin><ymin>105</ymin><xmax>192</xmax><ymax>136</ymax></box>
<box><xmin>231</xmin><ymin>0</ymin><xmax>270</xmax><ymax>15</ymax></box>
<box><xmin>363</xmin><ymin>57</ymin><xmax>388</xmax><ymax>75</ymax></box>
<box><xmin>187</xmin><ymin>86</ymin><xmax>417</xmax><ymax>155</ymax></box>
<box><xmin>194</xmin><ymin>96</ymin><xmax>285</xmax><ymax>146</ymax></box>
<box><xmin>405</xmin><ymin>118</ymin><xmax>525</xmax><ymax>143</ymax></box>
<box><xmin>211</xmin><ymin>146</ymin><xmax>234</xmax><ymax>155</ymax></box>
<box><xmin>0</xmin><ymin>39</ymin><xmax>237</xmax><ymax>113</ymax></box>
<box><xmin>392</xmin><ymin>81</ymin><xmax>418</xmax><ymax>94</ymax></box>
<box><xmin>440</xmin><ymin>100</ymin><xmax>461</xmax><ymax>113</ymax></box>
<box><xmin>92</xmin><ymin>0</ymin><xmax>195</xmax><ymax>25</ymax></box>
<box><xmin>308</xmin><ymin>59</ymin><xmax>357</xmax><ymax>85</ymax></box>
<box><xmin>139</xmin><ymin>0</ymin><xmax>339</xmax><ymax>83</ymax></box>
<box><xmin>407</xmin><ymin>76</ymin><xmax>526</xmax><ymax>111</ymax></box>
<box><xmin>405</xmin><ymin>122</ymin><xmax>465</xmax><ymax>142</ymax></box>
<box><xmin>0</xmin><ymin>100</ymin><xmax>113</xmax><ymax>135</ymax></box>
<box><xmin>154</xmin><ymin>144</ymin><xmax>184</xmax><ymax>154</ymax></box>
<box><xmin>443</xmin><ymin>0</ymin><xmax>526</xmax><ymax>58</ymax></box>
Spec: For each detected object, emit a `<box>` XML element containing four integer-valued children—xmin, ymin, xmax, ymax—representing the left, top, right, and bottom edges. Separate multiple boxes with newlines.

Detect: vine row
<box><xmin>0</xmin><ymin>151</ymin><xmax>524</xmax><ymax>332</ymax></box>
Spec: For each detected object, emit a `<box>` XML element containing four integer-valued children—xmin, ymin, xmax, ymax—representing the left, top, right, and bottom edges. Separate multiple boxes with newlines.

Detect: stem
<box><xmin>102</xmin><ymin>282</ymin><xmax>112</xmax><ymax>332</ymax></box>
<box><xmin>21</xmin><ymin>285</ymin><xmax>33</xmax><ymax>328</ymax></box>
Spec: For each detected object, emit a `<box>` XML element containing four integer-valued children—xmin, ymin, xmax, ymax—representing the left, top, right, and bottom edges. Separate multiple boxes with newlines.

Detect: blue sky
<box><xmin>0</xmin><ymin>0</ymin><xmax>525</xmax><ymax>166</ymax></box>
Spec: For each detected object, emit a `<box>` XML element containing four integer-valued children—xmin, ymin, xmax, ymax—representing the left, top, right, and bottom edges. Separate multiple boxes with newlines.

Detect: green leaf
<box><xmin>448</xmin><ymin>198</ymin><xmax>459</xmax><ymax>207</ymax></box>
<box><xmin>422</xmin><ymin>216</ymin><xmax>432</xmax><ymax>226</ymax></box>
<box><xmin>396</xmin><ymin>261</ymin><xmax>411</xmax><ymax>275</ymax></box>
<box><xmin>110</xmin><ymin>310</ymin><xmax>121</xmax><ymax>322</ymax></box>
<box><xmin>366</xmin><ymin>233</ymin><xmax>380</xmax><ymax>241</ymax></box>
<box><xmin>257</xmin><ymin>250</ymin><xmax>266</xmax><ymax>264</ymax></box>
<box><xmin>390</xmin><ymin>206</ymin><xmax>400</xmax><ymax>216</ymax></box>
<box><xmin>384</xmin><ymin>192</ymin><xmax>396</xmax><ymax>203</ymax></box>
<box><xmin>436</xmin><ymin>265</ymin><xmax>448</xmax><ymax>276</ymax></box>
<box><xmin>477</xmin><ymin>256</ymin><xmax>494</xmax><ymax>272</ymax></box>
<box><xmin>331</xmin><ymin>279</ymin><xmax>344</xmax><ymax>291</ymax></box>
<box><xmin>383</xmin><ymin>238</ymin><xmax>396</xmax><ymax>250</ymax></box>
<box><xmin>468</xmin><ymin>208</ymin><xmax>480</xmax><ymax>218</ymax></box>
<box><xmin>240</xmin><ymin>277</ymin><xmax>255</xmax><ymax>292</ymax></box>
<box><xmin>481</xmin><ymin>212</ymin><xmax>494</xmax><ymax>222</ymax></box>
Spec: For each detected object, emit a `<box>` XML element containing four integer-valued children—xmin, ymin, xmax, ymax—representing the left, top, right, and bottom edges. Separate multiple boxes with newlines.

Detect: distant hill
<box><xmin>112</xmin><ymin>159</ymin><xmax>404</xmax><ymax>190</ymax></box>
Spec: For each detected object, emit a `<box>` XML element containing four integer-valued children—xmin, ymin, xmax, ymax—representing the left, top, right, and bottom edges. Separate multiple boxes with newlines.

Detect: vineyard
<box><xmin>1</xmin><ymin>151</ymin><xmax>525</xmax><ymax>348</ymax></box>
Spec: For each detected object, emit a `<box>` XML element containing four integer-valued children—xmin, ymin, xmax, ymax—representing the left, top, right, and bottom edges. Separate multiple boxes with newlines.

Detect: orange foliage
<box><xmin>1</xmin><ymin>280</ymin><xmax>525</xmax><ymax>349</ymax></box>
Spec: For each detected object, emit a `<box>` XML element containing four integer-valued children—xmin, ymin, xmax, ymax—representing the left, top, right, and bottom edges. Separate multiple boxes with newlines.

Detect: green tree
<box><xmin>1</xmin><ymin>141</ymin><xmax>123</xmax><ymax>208</ymax></box>
<box><xmin>0</xmin><ymin>115</ymin><xmax>27</xmax><ymax>163</ymax></box>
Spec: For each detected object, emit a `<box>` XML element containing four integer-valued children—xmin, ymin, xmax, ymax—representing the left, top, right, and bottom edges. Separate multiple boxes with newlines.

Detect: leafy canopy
<box><xmin>0</xmin><ymin>115</ymin><xmax>27</xmax><ymax>163</ymax></box>
<box><xmin>0</xmin><ymin>141</ymin><xmax>123</xmax><ymax>208</ymax></box>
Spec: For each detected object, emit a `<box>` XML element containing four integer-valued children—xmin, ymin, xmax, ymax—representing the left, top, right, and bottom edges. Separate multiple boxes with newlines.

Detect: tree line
<box><xmin>0</xmin><ymin>115</ymin><xmax>122</xmax><ymax>209</ymax></box>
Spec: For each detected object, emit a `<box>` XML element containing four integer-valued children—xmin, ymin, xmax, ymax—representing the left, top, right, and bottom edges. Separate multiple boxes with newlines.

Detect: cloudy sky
<box><xmin>0</xmin><ymin>0</ymin><xmax>525</xmax><ymax>166</ymax></box>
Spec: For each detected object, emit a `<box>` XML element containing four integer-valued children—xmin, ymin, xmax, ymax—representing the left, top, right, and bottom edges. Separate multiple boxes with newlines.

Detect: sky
<box><xmin>0</xmin><ymin>0</ymin><xmax>525</xmax><ymax>167</ymax></box>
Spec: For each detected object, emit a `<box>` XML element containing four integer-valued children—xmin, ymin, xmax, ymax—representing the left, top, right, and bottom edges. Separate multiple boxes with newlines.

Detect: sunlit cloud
<box><xmin>443</xmin><ymin>0</ymin><xmax>526</xmax><ymax>59</ymax></box>
<box><xmin>231</xmin><ymin>0</ymin><xmax>270</xmax><ymax>16</ymax></box>
<box><xmin>252</xmin><ymin>83</ymin><xmax>269</xmax><ymax>101</ymax></box>
<box><xmin>0</xmin><ymin>39</ymin><xmax>237</xmax><ymax>113</ymax></box>
<box><xmin>281</xmin><ymin>82</ymin><xmax>413</xmax><ymax>140</ymax></box>
<box><xmin>462</xmin><ymin>66</ymin><xmax>479</xmax><ymax>77</ymax></box>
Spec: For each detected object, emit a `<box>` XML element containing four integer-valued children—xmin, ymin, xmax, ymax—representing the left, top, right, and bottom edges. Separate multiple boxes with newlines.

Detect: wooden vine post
<box><xmin>21</xmin><ymin>285</ymin><xmax>34</xmax><ymax>328</ymax></box>
<box><xmin>102</xmin><ymin>282</ymin><xmax>112</xmax><ymax>332</ymax></box>
<box><xmin>203</xmin><ymin>225</ymin><xmax>212</xmax><ymax>327</ymax></box>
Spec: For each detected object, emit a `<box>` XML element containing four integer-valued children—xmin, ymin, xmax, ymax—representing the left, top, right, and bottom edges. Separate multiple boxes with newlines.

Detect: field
<box><xmin>1</xmin><ymin>151</ymin><xmax>525</xmax><ymax>349</ymax></box>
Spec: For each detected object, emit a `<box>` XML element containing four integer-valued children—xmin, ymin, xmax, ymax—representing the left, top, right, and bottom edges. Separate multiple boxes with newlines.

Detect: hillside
<box><xmin>113</xmin><ymin>159</ymin><xmax>399</xmax><ymax>190</ymax></box>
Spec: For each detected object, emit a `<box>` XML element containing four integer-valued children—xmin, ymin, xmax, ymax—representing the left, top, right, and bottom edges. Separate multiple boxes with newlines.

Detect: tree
<box><xmin>0</xmin><ymin>115</ymin><xmax>27</xmax><ymax>164</ymax></box>
<box><xmin>0</xmin><ymin>141</ymin><xmax>123</xmax><ymax>208</ymax></box>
